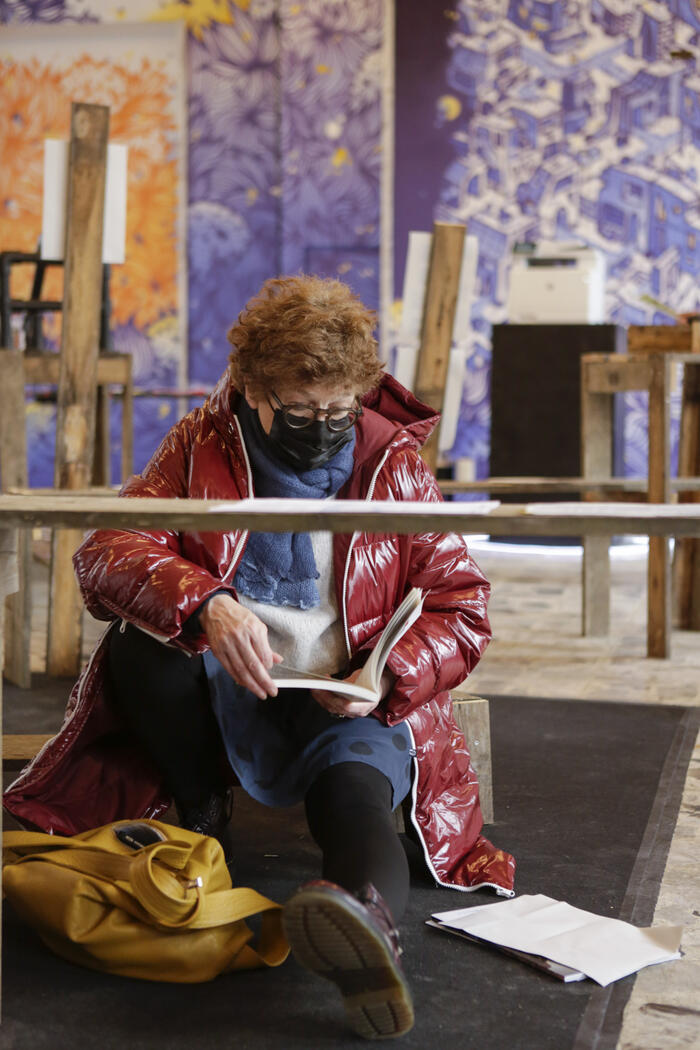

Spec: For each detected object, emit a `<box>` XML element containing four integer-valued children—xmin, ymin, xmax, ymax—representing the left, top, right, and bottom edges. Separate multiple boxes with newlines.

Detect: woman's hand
<box><xmin>311</xmin><ymin>667</ymin><xmax>396</xmax><ymax>720</ymax></box>
<box><xmin>199</xmin><ymin>594</ymin><xmax>283</xmax><ymax>699</ymax></box>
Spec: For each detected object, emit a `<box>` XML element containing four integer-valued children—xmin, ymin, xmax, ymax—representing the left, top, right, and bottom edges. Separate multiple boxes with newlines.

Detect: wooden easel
<box><xmin>0</xmin><ymin>102</ymin><xmax>116</xmax><ymax>684</ymax></box>
<box><xmin>47</xmin><ymin>102</ymin><xmax>111</xmax><ymax>677</ymax></box>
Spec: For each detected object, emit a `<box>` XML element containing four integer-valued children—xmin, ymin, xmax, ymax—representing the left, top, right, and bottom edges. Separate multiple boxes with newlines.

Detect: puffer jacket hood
<box><xmin>205</xmin><ymin>368</ymin><xmax>440</xmax><ymax>470</ymax></box>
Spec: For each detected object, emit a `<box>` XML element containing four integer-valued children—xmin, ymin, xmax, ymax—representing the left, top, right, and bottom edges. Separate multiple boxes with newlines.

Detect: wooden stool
<box><xmin>394</xmin><ymin>693</ymin><xmax>493</xmax><ymax>832</ymax></box>
<box><xmin>581</xmin><ymin>350</ymin><xmax>700</xmax><ymax>658</ymax></box>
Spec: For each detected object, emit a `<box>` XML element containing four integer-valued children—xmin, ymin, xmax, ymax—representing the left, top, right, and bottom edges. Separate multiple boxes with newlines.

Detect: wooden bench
<box><xmin>4</xmin><ymin>698</ymin><xmax>493</xmax><ymax>824</ymax></box>
<box><xmin>3</xmin><ymin>733</ymin><xmax>53</xmax><ymax>772</ymax></box>
<box><xmin>3</xmin><ymin>700</ymin><xmax>493</xmax><ymax>825</ymax></box>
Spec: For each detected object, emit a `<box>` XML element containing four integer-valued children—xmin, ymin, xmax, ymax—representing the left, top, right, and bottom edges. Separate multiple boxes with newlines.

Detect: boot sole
<box><xmin>283</xmin><ymin>886</ymin><xmax>414</xmax><ymax>1040</ymax></box>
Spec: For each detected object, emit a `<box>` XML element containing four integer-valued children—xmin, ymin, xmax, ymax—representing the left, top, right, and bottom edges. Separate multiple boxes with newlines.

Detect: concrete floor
<box><xmin>22</xmin><ymin>539</ymin><xmax>700</xmax><ymax>1048</ymax></box>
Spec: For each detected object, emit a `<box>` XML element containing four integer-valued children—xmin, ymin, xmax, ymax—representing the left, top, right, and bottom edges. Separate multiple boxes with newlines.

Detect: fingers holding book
<box><xmin>199</xmin><ymin>593</ymin><xmax>283</xmax><ymax>699</ymax></box>
<box><xmin>311</xmin><ymin>667</ymin><xmax>380</xmax><ymax>719</ymax></box>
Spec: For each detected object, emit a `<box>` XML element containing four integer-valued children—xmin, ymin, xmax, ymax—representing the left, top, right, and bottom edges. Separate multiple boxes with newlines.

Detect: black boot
<box><xmin>176</xmin><ymin>788</ymin><xmax>235</xmax><ymax>867</ymax></box>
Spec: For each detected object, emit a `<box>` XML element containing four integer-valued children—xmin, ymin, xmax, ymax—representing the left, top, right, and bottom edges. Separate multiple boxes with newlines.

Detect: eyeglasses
<box><xmin>269</xmin><ymin>391</ymin><xmax>363</xmax><ymax>432</ymax></box>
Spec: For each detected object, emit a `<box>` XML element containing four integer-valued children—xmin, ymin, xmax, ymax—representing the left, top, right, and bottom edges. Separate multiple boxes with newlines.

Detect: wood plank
<box><xmin>49</xmin><ymin>102</ymin><xmax>109</xmax><ymax>678</ymax></box>
<box><xmin>121</xmin><ymin>353</ymin><xmax>134</xmax><ymax>481</ymax></box>
<box><xmin>440</xmin><ymin>476</ymin><xmax>647</xmax><ymax>494</ymax></box>
<box><xmin>627</xmin><ymin>325</ymin><xmax>693</xmax><ymax>354</ymax></box>
<box><xmin>582</xmin><ymin>355</ymin><xmax>653</xmax><ymax>394</ymax></box>
<box><xmin>23</xmin><ymin>352</ymin><xmax>131</xmax><ymax>386</ymax></box>
<box><xmin>0</xmin><ymin>530</ymin><xmax>18</xmax><ymax>602</ymax></box>
<box><xmin>394</xmin><ymin>693</ymin><xmax>493</xmax><ymax>831</ymax></box>
<box><xmin>647</xmin><ymin>355</ymin><xmax>672</xmax><ymax>658</ymax></box>
<box><xmin>1</xmin><ymin>493</ymin><xmax>700</xmax><ymax>537</ymax></box>
<box><xmin>451</xmin><ymin>694</ymin><xmax>493</xmax><ymax>824</ymax></box>
<box><xmin>2</xmin><ymin>733</ymin><xmax>53</xmax><ymax>762</ymax></box>
<box><xmin>439</xmin><ymin>476</ymin><xmax>700</xmax><ymax>494</ymax></box>
<box><xmin>0</xmin><ymin>351</ymin><xmax>31</xmax><ymax>687</ymax></box>
<box><xmin>414</xmin><ymin>222</ymin><xmax>466</xmax><ymax>472</ymax></box>
<box><xmin>47</xmin><ymin>527</ymin><xmax>86</xmax><ymax>677</ymax></box>
<box><xmin>580</xmin><ymin>365</ymin><xmax>614</xmax><ymax>636</ymax></box>
<box><xmin>92</xmin><ymin>384</ymin><xmax>111</xmax><ymax>487</ymax></box>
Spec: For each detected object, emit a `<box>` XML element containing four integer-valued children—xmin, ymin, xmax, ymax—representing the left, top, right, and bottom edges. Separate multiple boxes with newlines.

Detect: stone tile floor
<box><xmin>26</xmin><ymin>539</ymin><xmax>700</xmax><ymax>1048</ymax></box>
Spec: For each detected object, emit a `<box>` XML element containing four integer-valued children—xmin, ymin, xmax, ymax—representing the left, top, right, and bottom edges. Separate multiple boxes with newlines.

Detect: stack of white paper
<box><xmin>430</xmin><ymin>894</ymin><xmax>682</xmax><ymax>987</ymax></box>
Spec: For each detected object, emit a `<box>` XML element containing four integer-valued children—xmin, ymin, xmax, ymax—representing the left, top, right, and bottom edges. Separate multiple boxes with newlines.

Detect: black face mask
<box><xmin>264</xmin><ymin>410</ymin><xmax>354</xmax><ymax>471</ymax></box>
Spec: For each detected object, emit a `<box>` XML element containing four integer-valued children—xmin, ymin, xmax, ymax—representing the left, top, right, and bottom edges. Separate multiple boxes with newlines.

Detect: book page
<box><xmin>355</xmin><ymin>587</ymin><xmax>424</xmax><ymax>694</ymax></box>
<box><xmin>269</xmin><ymin>664</ymin><xmax>378</xmax><ymax>702</ymax></box>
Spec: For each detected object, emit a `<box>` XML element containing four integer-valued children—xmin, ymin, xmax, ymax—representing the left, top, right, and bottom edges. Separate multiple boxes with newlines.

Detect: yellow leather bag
<box><xmin>2</xmin><ymin>819</ymin><xmax>289</xmax><ymax>983</ymax></box>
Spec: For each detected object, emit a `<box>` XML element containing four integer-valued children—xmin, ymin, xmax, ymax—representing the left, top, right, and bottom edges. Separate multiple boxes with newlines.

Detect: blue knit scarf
<box><xmin>234</xmin><ymin>397</ymin><xmax>355</xmax><ymax>609</ymax></box>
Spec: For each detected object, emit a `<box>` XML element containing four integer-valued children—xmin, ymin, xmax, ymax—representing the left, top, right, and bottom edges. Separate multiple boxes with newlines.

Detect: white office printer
<box><xmin>506</xmin><ymin>242</ymin><xmax>606</xmax><ymax>324</ymax></box>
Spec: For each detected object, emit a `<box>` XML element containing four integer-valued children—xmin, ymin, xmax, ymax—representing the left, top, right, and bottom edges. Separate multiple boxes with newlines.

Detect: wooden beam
<box><xmin>1</xmin><ymin>494</ymin><xmax>700</xmax><ymax>538</ymax></box>
<box><xmin>0</xmin><ymin>351</ymin><xmax>31</xmax><ymax>687</ymax></box>
<box><xmin>439</xmin><ymin>476</ymin><xmax>700</xmax><ymax>494</ymax></box>
<box><xmin>23</xmin><ymin>352</ymin><xmax>131</xmax><ymax>386</ymax></box>
<box><xmin>48</xmin><ymin>102</ymin><xmax>110</xmax><ymax>678</ymax></box>
<box><xmin>414</xmin><ymin>222</ymin><xmax>466</xmax><ymax>472</ymax></box>
<box><xmin>627</xmin><ymin>325</ymin><xmax>693</xmax><ymax>354</ymax></box>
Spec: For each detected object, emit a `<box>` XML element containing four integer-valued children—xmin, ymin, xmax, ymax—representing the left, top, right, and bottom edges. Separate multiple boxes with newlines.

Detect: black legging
<box><xmin>107</xmin><ymin>623</ymin><xmax>410</xmax><ymax>921</ymax></box>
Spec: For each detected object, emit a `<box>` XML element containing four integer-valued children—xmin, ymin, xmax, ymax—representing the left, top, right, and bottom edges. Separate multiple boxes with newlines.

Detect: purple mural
<box><xmin>395</xmin><ymin>0</ymin><xmax>700</xmax><ymax>479</ymax></box>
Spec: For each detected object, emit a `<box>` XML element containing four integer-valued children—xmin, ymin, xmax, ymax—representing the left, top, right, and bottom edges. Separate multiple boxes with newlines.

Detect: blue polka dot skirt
<box><xmin>203</xmin><ymin>651</ymin><xmax>414</xmax><ymax>809</ymax></box>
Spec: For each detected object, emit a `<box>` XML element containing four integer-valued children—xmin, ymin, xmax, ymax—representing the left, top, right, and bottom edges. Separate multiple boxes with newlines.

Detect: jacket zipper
<box><xmin>221</xmin><ymin>415</ymin><xmax>253</xmax><ymax>584</ymax></box>
<box><xmin>340</xmin><ymin>447</ymin><xmax>391</xmax><ymax>657</ymax></box>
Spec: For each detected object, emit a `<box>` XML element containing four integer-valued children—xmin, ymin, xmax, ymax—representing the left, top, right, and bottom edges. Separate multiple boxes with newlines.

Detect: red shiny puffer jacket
<box><xmin>3</xmin><ymin>372</ymin><xmax>515</xmax><ymax>896</ymax></box>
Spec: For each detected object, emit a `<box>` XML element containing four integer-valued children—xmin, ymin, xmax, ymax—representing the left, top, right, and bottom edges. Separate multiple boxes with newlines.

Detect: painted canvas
<box><xmin>0</xmin><ymin>20</ymin><xmax>187</xmax><ymax>484</ymax></box>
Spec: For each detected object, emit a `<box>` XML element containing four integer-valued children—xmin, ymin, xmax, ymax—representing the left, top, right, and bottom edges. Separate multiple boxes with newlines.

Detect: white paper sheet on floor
<box><xmin>430</xmin><ymin>894</ymin><xmax>682</xmax><ymax>987</ymax></box>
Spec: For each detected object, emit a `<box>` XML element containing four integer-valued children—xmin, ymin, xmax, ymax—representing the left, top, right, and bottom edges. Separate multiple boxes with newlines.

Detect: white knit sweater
<box><xmin>235</xmin><ymin>529</ymin><xmax>347</xmax><ymax>676</ymax></box>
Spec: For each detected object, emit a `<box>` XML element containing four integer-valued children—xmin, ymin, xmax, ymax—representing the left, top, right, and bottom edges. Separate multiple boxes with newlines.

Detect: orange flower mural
<box><xmin>0</xmin><ymin>54</ymin><xmax>179</xmax><ymax>331</ymax></box>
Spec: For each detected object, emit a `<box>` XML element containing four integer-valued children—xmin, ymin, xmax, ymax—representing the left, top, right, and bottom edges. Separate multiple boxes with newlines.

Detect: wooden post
<box><xmin>580</xmin><ymin>357</ymin><xmax>614</xmax><ymax>636</ymax></box>
<box><xmin>48</xmin><ymin>102</ymin><xmax>110</xmax><ymax>677</ymax></box>
<box><xmin>414</xmin><ymin>223</ymin><xmax>466</xmax><ymax>473</ymax></box>
<box><xmin>121</xmin><ymin>356</ymin><xmax>134</xmax><ymax>482</ymax></box>
<box><xmin>1</xmin><ymin>523</ymin><xmax>20</xmax><ymax>1011</ymax></box>
<box><xmin>647</xmin><ymin>354</ymin><xmax>672</xmax><ymax>658</ymax></box>
<box><xmin>673</xmin><ymin>360</ymin><xmax>700</xmax><ymax>629</ymax></box>
<box><xmin>0</xmin><ymin>351</ymin><xmax>31</xmax><ymax>687</ymax></box>
<box><xmin>92</xmin><ymin>384</ymin><xmax>111</xmax><ymax>487</ymax></box>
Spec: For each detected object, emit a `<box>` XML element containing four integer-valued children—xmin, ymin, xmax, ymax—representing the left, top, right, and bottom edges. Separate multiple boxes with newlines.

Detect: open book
<box><xmin>270</xmin><ymin>586</ymin><xmax>424</xmax><ymax>702</ymax></box>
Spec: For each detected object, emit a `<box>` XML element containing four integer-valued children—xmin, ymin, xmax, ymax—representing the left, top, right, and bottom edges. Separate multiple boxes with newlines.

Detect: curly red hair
<box><xmin>227</xmin><ymin>275</ymin><xmax>384</xmax><ymax>396</ymax></box>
